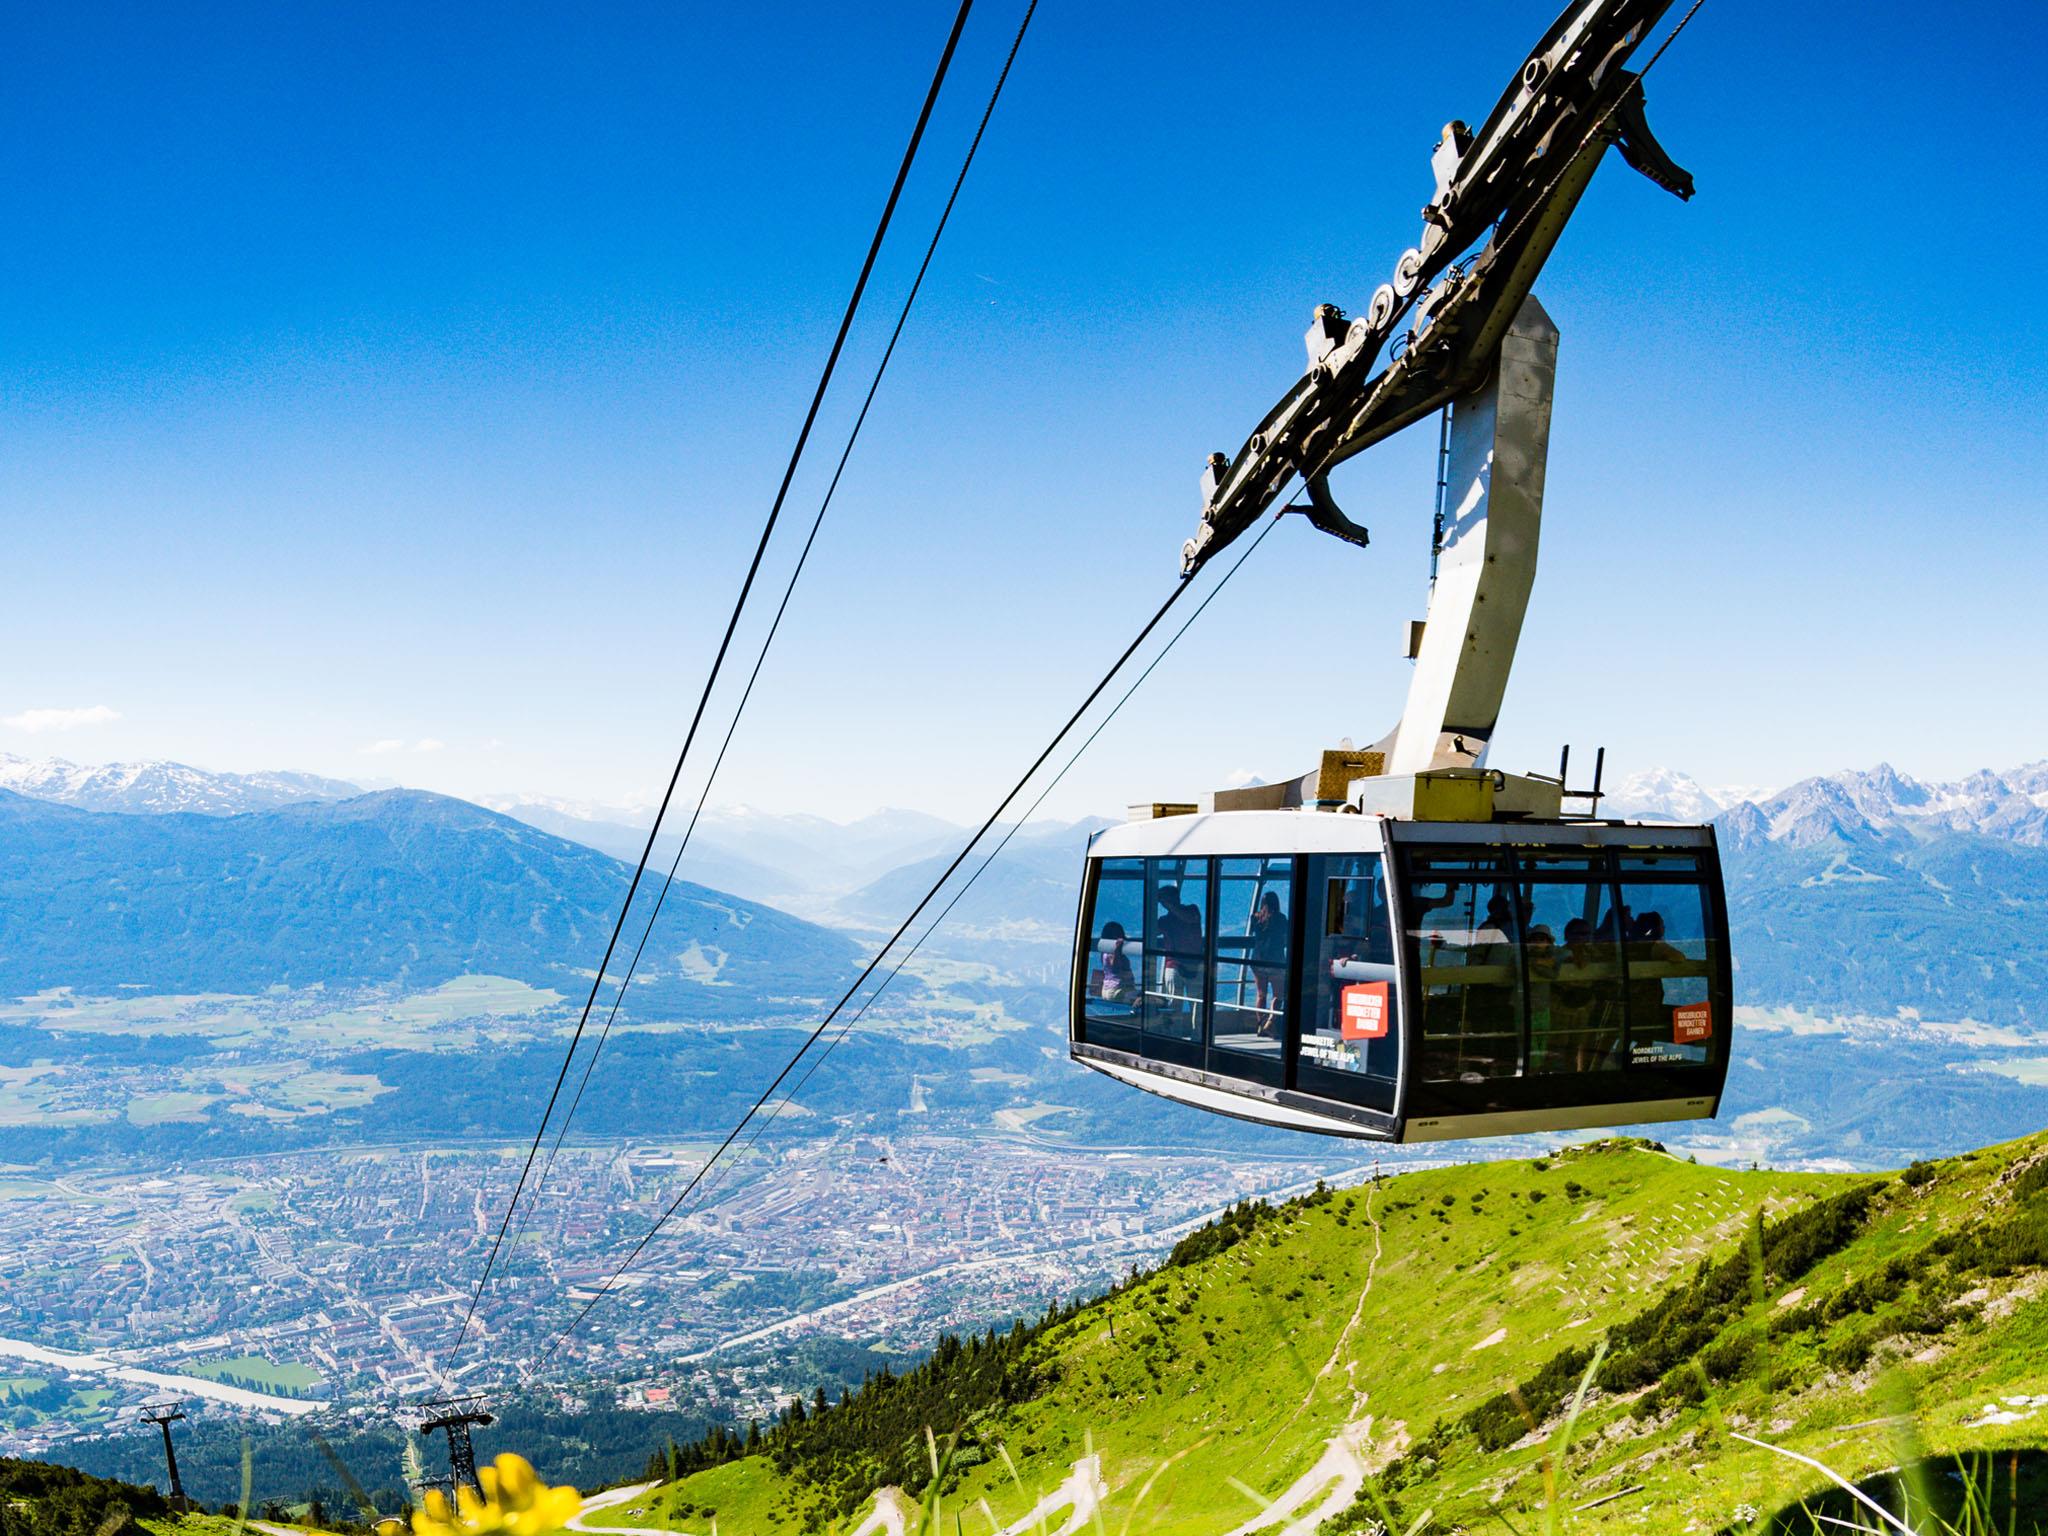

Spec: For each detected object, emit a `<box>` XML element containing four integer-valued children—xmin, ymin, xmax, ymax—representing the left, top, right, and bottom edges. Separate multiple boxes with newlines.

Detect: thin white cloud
<box><xmin>413</xmin><ymin>738</ymin><xmax>446</xmax><ymax>754</ymax></box>
<box><xmin>359</xmin><ymin>738</ymin><xmax>406</xmax><ymax>756</ymax></box>
<box><xmin>3</xmin><ymin>704</ymin><xmax>120</xmax><ymax>734</ymax></box>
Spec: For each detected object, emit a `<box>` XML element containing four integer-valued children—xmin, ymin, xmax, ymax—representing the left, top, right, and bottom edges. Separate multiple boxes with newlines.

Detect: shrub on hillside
<box><xmin>1465</xmin><ymin>1344</ymin><xmax>1597</xmax><ymax>1451</ymax></box>
<box><xmin>0</xmin><ymin>1458</ymin><xmax>167</xmax><ymax>1536</ymax></box>
<box><xmin>2010</xmin><ymin>1156</ymin><xmax>2048</xmax><ymax>1203</ymax></box>
<box><xmin>1165</xmin><ymin>1199</ymin><xmax>1273</xmax><ymax>1269</ymax></box>
<box><xmin>1598</xmin><ymin>1185</ymin><xmax>1875</xmax><ymax>1395</ymax></box>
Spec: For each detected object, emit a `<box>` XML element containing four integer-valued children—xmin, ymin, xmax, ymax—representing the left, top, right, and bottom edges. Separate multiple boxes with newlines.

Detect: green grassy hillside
<box><xmin>580</xmin><ymin>1136</ymin><xmax>2048</xmax><ymax>1534</ymax></box>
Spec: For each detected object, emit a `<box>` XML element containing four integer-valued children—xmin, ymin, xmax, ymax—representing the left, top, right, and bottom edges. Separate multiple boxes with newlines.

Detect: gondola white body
<box><xmin>1070</xmin><ymin>811</ymin><xmax>1730</xmax><ymax>1143</ymax></box>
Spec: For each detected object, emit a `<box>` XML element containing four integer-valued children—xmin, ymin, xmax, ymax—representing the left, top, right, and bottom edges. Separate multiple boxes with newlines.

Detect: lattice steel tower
<box><xmin>417</xmin><ymin>1396</ymin><xmax>494</xmax><ymax>1498</ymax></box>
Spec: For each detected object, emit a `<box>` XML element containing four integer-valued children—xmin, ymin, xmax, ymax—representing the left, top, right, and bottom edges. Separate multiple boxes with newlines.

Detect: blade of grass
<box><xmin>1877</xmin><ymin>1374</ymin><xmax>1937</xmax><ymax>1534</ymax></box>
<box><xmin>233</xmin><ymin>1436</ymin><xmax>252</xmax><ymax>1536</ymax></box>
<box><xmin>1224</xmin><ymin>1477</ymin><xmax>1272</xmax><ymax>1512</ymax></box>
<box><xmin>1114</xmin><ymin>1435</ymin><xmax>1208</xmax><ymax>1536</ymax></box>
<box><xmin>913</xmin><ymin>1432</ymin><xmax>956</xmax><ymax>1536</ymax></box>
<box><xmin>1353</xmin><ymin>1475</ymin><xmax>1415</xmax><ymax>1536</ymax></box>
<box><xmin>1730</xmin><ymin>1433</ymin><xmax>1917</xmax><ymax>1536</ymax></box>
<box><xmin>1540</xmin><ymin>1338</ymin><xmax>1608</xmax><ymax>1536</ymax></box>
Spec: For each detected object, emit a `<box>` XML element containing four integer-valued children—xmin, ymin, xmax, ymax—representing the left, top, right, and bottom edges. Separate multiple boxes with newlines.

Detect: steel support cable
<box><xmin>449</xmin><ymin>0</ymin><xmax>979</xmax><ymax>1367</ymax></box>
<box><xmin>539</xmin><ymin>555</ymin><xmax>1231</xmax><ymax>1362</ymax></box>
<box><xmin>500</xmin><ymin>0</ymin><xmax>1041</xmax><ymax>1270</ymax></box>
<box><xmin>649</xmin><ymin>508</ymin><xmax>1289</xmax><ymax>1252</ymax></box>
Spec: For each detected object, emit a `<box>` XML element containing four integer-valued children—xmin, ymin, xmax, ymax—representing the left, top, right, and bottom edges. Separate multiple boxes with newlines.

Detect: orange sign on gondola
<box><xmin>1672</xmin><ymin>1002</ymin><xmax>1713</xmax><ymax>1043</ymax></box>
<box><xmin>1340</xmin><ymin>982</ymin><xmax>1390</xmax><ymax>1040</ymax></box>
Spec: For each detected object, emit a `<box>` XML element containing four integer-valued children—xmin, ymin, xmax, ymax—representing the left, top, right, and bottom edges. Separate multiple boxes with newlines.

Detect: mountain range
<box><xmin>479</xmin><ymin>797</ymin><xmax>986</xmax><ymax>915</ymax></box>
<box><xmin>1609</xmin><ymin>760</ymin><xmax>2048</xmax><ymax>845</ymax></box>
<box><xmin>0</xmin><ymin>754</ymin><xmax>363</xmax><ymax>816</ymax></box>
<box><xmin>0</xmin><ymin>788</ymin><xmax>857</xmax><ymax>1009</ymax></box>
<box><xmin>7</xmin><ymin>750</ymin><xmax>2048</xmax><ymax>1032</ymax></box>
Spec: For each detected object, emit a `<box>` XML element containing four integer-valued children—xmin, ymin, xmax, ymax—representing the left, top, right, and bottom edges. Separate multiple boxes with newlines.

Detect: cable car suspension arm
<box><xmin>1181</xmin><ymin>0</ymin><xmax>1697</xmax><ymax>580</ymax></box>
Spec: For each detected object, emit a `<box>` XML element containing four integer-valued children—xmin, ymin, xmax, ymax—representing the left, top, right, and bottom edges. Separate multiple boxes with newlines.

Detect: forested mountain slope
<box><xmin>0</xmin><ymin>789</ymin><xmax>857</xmax><ymax>1010</ymax></box>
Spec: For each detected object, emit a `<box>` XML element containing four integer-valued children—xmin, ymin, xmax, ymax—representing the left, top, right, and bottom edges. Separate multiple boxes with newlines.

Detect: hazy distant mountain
<box><xmin>1720</xmin><ymin>818</ymin><xmax>2048</xmax><ymax>1028</ymax></box>
<box><xmin>693</xmin><ymin>804</ymin><xmax>965</xmax><ymax>890</ymax></box>
<box><xmin>482</xmin><ymin>798</ymin><xmax>808</xmax><ymax>908</ymax></box>
<box><xmin>0</xmin><ymin>753</ymin><xmax>362</xmax><ymax>815</ymax></box>
<box><xmin>0</xmin><ymin>788</ymin><xmax>858</xmax><ymax>1008</ymax></box>
<box><xmin>834</xmin><ymin>818</ymin><xmax>1113</xmax><ymax>970</ymax></box>
<box><xmin>485</xmin><ymin>798</ymin><xmax>971</xmax><ymax>912</ymax></box>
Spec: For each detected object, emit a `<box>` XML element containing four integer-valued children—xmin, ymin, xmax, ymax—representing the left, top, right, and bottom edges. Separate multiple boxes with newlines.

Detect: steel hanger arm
<box><xmin>1180</xmin><ymin>0</ymin><xmax>1694</xmax><ymax>579</ymax></box>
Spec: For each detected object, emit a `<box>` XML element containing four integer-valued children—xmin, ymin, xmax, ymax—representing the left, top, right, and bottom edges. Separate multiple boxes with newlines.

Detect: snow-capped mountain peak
<box><xmin>1743</xmin><ymin>760</ymin><xmax>2048</xmax><ymax>848</ymax></box>
<box><xmin>0</xmin><ymin>754</ymin><xmax>362</xmax><ymax>816</ymax></box>
<box><xmin>1605</xmin><ymin>760</ymin><xmax>2048</xmax><ymax>849</ymax></box>
<box><xmin>1601</xmin><ymin>767</ymin><xmax>1728</xmax><ymax>823</ymax></box>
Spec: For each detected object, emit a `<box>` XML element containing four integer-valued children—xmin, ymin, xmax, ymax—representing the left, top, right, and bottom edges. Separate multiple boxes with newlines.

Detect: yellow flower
<box><xmin>412</xmin><ymin>1454</ymin><xmax>582</xmax><ymax>1536</ymax></box>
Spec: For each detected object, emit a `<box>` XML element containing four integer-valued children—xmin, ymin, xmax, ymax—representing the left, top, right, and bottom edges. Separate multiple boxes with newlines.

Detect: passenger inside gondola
<box><xmin>1205</xmin><ymin>858</ymin><xmax>1291</xmax><ymax>1068</ymax></box>
<box><xmin>1152</xmin><ymin>883</ymin><xmax>1205</xmax><ymax>1024</ymax></box>
<box><xmin>1090</xmin><ymin>920</ymin><xmax>1136</xmax><ymax>1006</ymax></box>
<box><xmin>1249</xmin><ymin>891</ymin><xmax>1287</xmax><ymax>1022</ymax></box>
<box><xmin>1412</xmin><ymin>869</ymin><xmax>1524</xmax><ymax>1082</ymax></box>
<box><xmin>1559</xmin><ymin>916</ymin><xmax>1622</xmax><ymax>1070</ymax></box>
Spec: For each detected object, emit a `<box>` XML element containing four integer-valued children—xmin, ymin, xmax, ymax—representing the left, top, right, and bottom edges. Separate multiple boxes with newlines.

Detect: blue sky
<box><xmin>5</xmin><ymin>1</ymin><xmax>2046</xmax><ymax>824</ymax></box>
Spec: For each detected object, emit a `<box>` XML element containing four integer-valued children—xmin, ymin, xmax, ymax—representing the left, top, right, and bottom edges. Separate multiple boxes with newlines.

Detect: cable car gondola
<box><xmin>1071</xmin><ymin>798</ymin><xmax>1730</xmax><ymax>1142</ymax></box>
<box><xmin>1066</xmin><ymin>0</ymin><xmax>1727</xmax><ymax>1141</ymax></box>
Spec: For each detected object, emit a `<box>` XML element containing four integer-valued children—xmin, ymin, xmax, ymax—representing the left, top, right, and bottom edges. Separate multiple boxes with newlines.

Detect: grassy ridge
<box><xmin>580</xmin><ymin>1136</ymin><xmax>2048</xmax><ymax>1534</ymax></box>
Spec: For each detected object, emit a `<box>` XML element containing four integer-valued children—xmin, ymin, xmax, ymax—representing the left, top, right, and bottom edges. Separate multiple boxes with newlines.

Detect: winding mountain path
<box><xmin>568</xmin><ymin>1482</ymin><xmax>671</xmax><ymax>1536</ymax></box>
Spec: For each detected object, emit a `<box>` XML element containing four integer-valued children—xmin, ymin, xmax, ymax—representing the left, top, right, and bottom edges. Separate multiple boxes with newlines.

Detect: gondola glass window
<box><xmin>1081</xmin><ymin>857</ymin><xmax>1145</xmax><ymax>1052</ymax></box>
<box><xmin>1406</xmin><ymin>853</ymin><xmax>1528</xmax><ymax>1082</ymax></box>
<box><xmin>1298</xmin><ymin>854</ymin><xmax>1402</xmax><ymax>1111</ymax></box>
<box><xmin>1397</xmin><ymin>844</ymin><xmax>1726</xmax><ymax>1087</ymax></box>
<box><xmin>1517</xmin><ymin>852</ymin><xmax>1628</xmax><ymax>1076</ymax></box>
<box><xmin>1617</xmin><ymin>852</ymin><xmax>1717</xmax><ymax>1067</ymax></box>
<box><xmin>1143</xmin><ymin>857</ymin><xmax>1210</xmax><ymax>1065</ymax></box>
<box><xmin>1209</xmin><ymin>857</ymin><xmax>1292</xmax><ymax>1085</ymax></box>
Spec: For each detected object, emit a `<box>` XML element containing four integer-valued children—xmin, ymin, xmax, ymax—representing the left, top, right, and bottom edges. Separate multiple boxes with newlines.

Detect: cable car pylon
<box><xmin>139</xmin><ymin>1401</ymin><xmax>189</xmax><ymax>1512</ymax></box>
<box><xmin>417</xmin><ymin>1395</ymin><xmax>494</xmax><ymax>1498</ymax></box>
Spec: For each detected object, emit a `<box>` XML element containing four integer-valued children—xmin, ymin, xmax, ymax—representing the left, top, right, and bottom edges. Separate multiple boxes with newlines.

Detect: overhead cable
<box><xmin>501</xmin><ymin>0</ymin><xmax>1041</xmax><ymax>1268</ymax></box>
<box><xmin>540</xmin><ymin>503</ymin><xmax>1292</xmax><ymax>1362</ymax></box>
<box><xmin>641</xmin><ymin>507</ymin><xmax>1290</xmax><ymax>1251</ymax></box>
<box><xmin>449</xmin><ymin>0</ymin><xmax>979</xmax><ymax>1366</ymax></box>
